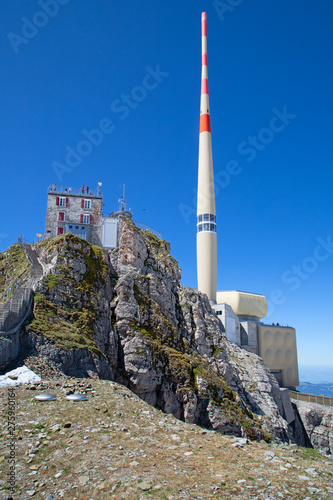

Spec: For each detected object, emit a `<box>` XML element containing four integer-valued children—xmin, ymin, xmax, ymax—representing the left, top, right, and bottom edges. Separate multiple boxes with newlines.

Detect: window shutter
<box><xmin>81</xmin><ymin>199</ymin><xmax>84</xmax><ymax>208</ymax></box>
<box><xmin>80</xmin><ymin>214</ymin><xmax>83</xmax><ymax>223</ymax></box>
<box><xmin>66</xmin><ymin>198</ymin><xmax>69</xmax><ymax>207</ymax></box>
<box><xmin>90</xmin><ymin>214</ymin><xmax>93</xmax><ymax>224</ymax></box>
<box><xmin>56</xmin><ymin>197</ymin><xmax>59</xmax><ymax>206</ymax></box>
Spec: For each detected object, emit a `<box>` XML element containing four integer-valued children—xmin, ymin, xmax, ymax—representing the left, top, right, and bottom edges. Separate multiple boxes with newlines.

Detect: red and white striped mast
<box><xmin>196</xmin><ymin>12</ymin><xmax>217</xmax><ymax>303</ymax></box>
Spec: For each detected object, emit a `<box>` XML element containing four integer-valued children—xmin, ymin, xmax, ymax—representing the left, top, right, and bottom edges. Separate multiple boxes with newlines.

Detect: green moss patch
<box><xmin>28</xmin><ymin>293</ymin><xmax>101</xmax><ymax>355</ymax></box>
<box><xmin>0</xmin><ymin>243</ymin><xmax>32</xmax><ymax>295</ymax></box>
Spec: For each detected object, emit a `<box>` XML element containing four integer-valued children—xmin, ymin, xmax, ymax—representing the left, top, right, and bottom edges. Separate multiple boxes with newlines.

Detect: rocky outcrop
<box><xmin>292</xmin><ymin>399</ymin><xmax>333</xmax><ymax>455</ymax></box>
<box><xmin>1</xmin><ymin>221</ymin><xmax>292</xmax><ymax>442</ymax></box>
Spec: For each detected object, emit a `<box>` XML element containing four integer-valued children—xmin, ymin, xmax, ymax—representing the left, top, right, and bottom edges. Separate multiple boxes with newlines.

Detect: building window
<box><xmin>81</xmin><ymin>199</ymin><xmax>91</xmax><ymax>209</ymax></box>
<box><xmin>197</xmin><ymin>213</ymin><xmax>217</xmax><ymax>233</ymax></box>
<box><xmin>56</xmin><ymin>197</ymin><xmax>69</xmax><ymax>207</ymax></box>
<box><xmin>57</xmin><ymin>227</ymin><xmax>64</xmax><ymax>235</ymax></box>
<box><xmin>58</xmin><ymin>212</ymin><xmax>65</xmax><ymax>222</ymax></box>
<box><xmin>83</xmin><ymin>214</ymin><xmax>90</xmax><ymax>224</ymax></box>
<box><xmin>197</xmin><ymin>213</ymin><xmax>216</xmax><ymax>224</ymax></box>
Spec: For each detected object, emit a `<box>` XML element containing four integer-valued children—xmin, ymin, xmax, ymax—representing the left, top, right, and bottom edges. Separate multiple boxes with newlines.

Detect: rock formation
<box><xmin>1</xmin><ymin>220</ymin><xmax>294</xmax><ymax>442</ymax></box>
<box><xmin>292</xmin><ymin>399</ymin><xmax>333</xmax><ymax>455</ymax></box>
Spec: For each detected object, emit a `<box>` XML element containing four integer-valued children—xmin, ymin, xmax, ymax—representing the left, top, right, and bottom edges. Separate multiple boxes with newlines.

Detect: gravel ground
<box><xmin>1</xmin><ymin>374</ymin><xmax>333</xmax><ymax>500</ymax></box>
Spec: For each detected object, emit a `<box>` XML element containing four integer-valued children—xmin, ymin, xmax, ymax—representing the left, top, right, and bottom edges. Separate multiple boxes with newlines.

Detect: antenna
<box><xmin>118</xmin><ymin>184</ymin><xmax>127</xmax><ymax>212</ymax></box>
<box><xmin>114</xmin><ymin>184</ymin><xmax>133</xmax><ymax>219</ymax></box>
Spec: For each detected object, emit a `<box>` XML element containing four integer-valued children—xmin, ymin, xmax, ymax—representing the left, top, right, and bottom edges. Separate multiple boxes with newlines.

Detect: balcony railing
<box><xmin>289</xmin><ymin>390</ymin><xmax>333</xmax><ymax>407</ymax></box>
<box><xmin>48</xmin><ymin>185</ymin><xmax>102</xmax><ymax>197</ymax></box>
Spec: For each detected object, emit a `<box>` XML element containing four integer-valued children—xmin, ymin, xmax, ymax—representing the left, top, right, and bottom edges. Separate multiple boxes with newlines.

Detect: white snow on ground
<box><xmin>0</xmin><ymin>366</ymin><xmax>41</xmax><ymax>387</ymax></box>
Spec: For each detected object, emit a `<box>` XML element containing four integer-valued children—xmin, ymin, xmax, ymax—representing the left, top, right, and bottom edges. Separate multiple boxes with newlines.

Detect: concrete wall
<box><xmin>240</xmin><ymin>321</ymin><xmax>258</xmax><ymax>354</ymax></box>
<box><xmin>216</xmin><ymin>290</ymin><xmax>267</xmax><ymax>319</ymax></box>
<box><xmin>197</xmin><ymin>230</ymin><xmax>217</xmax><ymax>303</ymax></box>
<box><xmin>212</xmin><ymin>303</ymin><xmax>240</xmax><ymax>345</ymax></box>
<box><xmin>102</xmin><ymin>218</ymin><xmax>119</xmax><ymax>248</ymax></box>
<box><xmin>257</xmin><ymin>325</ymin><xmax>299</xmax><ymax>388</ymax></box>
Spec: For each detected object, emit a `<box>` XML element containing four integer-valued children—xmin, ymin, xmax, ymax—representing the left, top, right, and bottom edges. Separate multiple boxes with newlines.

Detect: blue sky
<box><xmin>1</xmin><ymin>1</ymin><xmax>332</xmax><ymax>380</ymax></box>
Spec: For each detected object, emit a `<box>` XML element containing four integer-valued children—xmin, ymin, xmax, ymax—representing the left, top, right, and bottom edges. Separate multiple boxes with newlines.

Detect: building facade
<box><xmin>44</xmin><ymin>185</ymin><xmax>104</xmax><ymax>246</ymax></box>
<box><xmin>44</xmin><ymin>184</ymin><xmax>123</xmax><ymax>250</ymax></box>
<box><xmin>213</xmin><ymin>291</ymin><xmax>299</xmax><ymax>389</ymax></box>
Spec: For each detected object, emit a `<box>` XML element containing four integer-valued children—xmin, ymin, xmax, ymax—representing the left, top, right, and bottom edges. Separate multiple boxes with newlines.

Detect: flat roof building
<box><xmin>44</xmin><ymin>184</ymin><xmax>103</xmax><ymax>246</ymax></box>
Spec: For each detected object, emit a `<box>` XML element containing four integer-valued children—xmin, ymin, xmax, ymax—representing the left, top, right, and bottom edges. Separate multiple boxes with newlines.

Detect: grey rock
<box><xmin>78</xmin><ymin>475</ymin><xmax>90</xmax><ymax>486</ymax></box>
<box><xmin>305</xmin><ymin>467</ymin><xmax>318</xmax><ymax>477</ymax></box>
<box><xmin>291</xmin><ymin>399</ymin><xmax>333</xmax><ymax>454</ymax></box>
<box><xmin>137</xmin><ymin>482</ymin><xmax>151</xmax><ymax>491</ymax></box>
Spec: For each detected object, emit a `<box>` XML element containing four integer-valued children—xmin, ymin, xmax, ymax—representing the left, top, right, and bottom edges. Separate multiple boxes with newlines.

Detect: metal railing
<box><xmin>0</xmin><ymin>288</ymin><xmax>33</xmax><ymax>333</ymax></box>
<box><xmin>0</xmin><ymin>243</ymin><xmax>40</xmax><ymax>333</ymax></box>
<box><xmin>0</xmin><ymin>278</ymin><xmax>23</xmax><ymax>304</ymax></box>
<box><xmin>289</xmin><ymin>390</ymin><xmax>333</xmax><ymax>407</ymax></box>
<box><xmin>133</xmin><ymin>220</ymin><xmax>162</xmax><ymax>239</ymax></box>
<box><xmin>48</xmin><ymin>185</ymin><xmax>102</xmax><ymax>197</ymax></box>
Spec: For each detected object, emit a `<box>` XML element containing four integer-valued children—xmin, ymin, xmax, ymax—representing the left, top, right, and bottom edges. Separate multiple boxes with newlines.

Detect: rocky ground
<box><xmin>1</xmin><ymin>368</ymin><xmax>333</xmax><ymax>500</ymax></box>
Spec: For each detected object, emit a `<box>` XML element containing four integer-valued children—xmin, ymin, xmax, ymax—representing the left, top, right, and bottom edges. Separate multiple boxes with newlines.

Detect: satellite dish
<box><xmin>35</xmin><ymin>394</ymin><xmax>57</xmax><ymax>402</ymax></box>
<box><xmin>66</xmin><ymin>394</ymin><xmax>87</xmax><ymax>401</ymax></box>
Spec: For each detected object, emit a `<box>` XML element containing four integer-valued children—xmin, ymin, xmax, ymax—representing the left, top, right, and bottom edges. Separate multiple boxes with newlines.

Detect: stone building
<box><xmin>44</xmin><ymin>184</ymin><xmax>136</xmax><ymax>250</ymax></box>
<box><xmin>44</xmin><ymin>185</ymin><xmax>104</xmax><ymax>246</ymax></box>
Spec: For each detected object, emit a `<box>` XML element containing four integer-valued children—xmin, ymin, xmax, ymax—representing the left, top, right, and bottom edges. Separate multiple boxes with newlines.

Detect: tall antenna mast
<box><xmin>196</xmin><ymin>12</ymin><xmax>217</xmax><ymax>303</ymax></box>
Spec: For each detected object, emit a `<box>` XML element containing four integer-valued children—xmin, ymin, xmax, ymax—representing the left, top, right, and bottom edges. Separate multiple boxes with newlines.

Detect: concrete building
<box><xmin>212</xmin><ymin>293</ymin><xmax>299</xmax><ymax>388</ymax></box>
<box><xmin>257</xmin><ymin>325</ymin><xmax>299</xmax><ymax>388</ymax></box>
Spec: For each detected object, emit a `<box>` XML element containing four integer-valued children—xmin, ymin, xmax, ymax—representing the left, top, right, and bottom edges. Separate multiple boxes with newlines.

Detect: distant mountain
<box><xmin>298</xmin><ymin>382</ymin><xmax>333</xmax><ymax>397</ymax></box>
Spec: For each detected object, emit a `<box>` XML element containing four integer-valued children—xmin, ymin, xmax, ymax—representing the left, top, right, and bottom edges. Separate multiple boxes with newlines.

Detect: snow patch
<box><xmin>0</xmin><ymin>366</ymin><xmax>41</xmax><ymax>387</ymax></box>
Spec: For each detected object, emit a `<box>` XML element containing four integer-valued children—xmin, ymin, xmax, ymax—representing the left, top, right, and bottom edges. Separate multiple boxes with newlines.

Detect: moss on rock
<box><xmin>0</xmin><ymin>243</ymin><xmax>32</xmax><ymax>295</ymax></box>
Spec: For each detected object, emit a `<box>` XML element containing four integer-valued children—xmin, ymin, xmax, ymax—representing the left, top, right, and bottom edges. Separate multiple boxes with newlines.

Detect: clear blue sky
<box><xmin>1</xmin><ymin>1</ymin><xmax>332</xmax><ymax>380</ymax></box>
